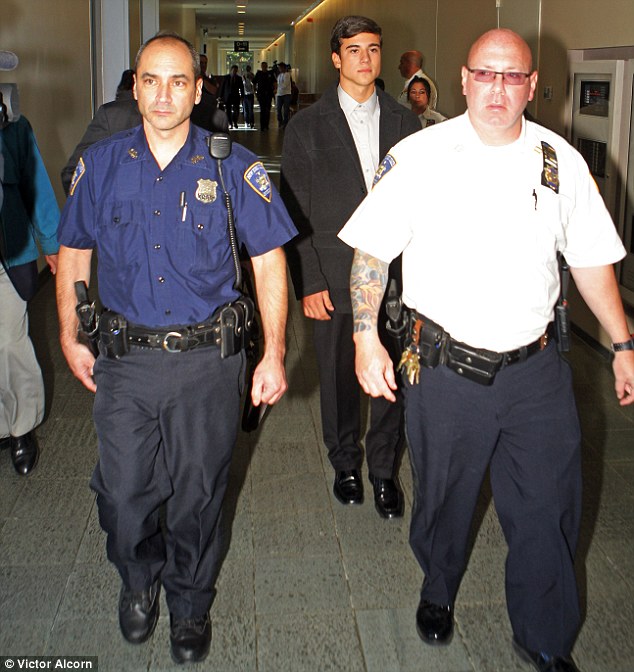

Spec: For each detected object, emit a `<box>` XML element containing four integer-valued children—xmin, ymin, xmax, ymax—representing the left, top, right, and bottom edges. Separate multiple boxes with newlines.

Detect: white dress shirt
<box><xmin>337</xmin><ymin>85</ymin><xmax>380</xmax><ymax>192</ymax></box>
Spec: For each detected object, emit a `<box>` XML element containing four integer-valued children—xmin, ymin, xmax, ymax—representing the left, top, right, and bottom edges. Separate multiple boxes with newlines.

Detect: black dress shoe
<box><xmin>513</xmin><ymin>637</ymin><xmax>581</xmax><ymax>672</ymax></box>
<box><xmin>416</xmin><ymin>599</ymin><xmax>454</xmax><ymax>645</ymax></box>
<box><xmin>118</xmin><ymin>579</ymin><xmax>160</xmax><ymax>644</ymax></box>
<box><xmin>333</xmin><ymin>470</ymin><xmax>364</xmax><ymax>505</ymax></box>
<box><xmin>170</xmin><ymin>612</ymin><xmax>212</xmax><ymax>664</ymax></box>
<box><xmin>369</xmin><ymin>473</ymin><xmax>404</xmax><ymax>519</ymax></box>
<box><xmin>10</xmin><ymin>432</ymin><xmax>39</xmax><ymax>476</ymax></box>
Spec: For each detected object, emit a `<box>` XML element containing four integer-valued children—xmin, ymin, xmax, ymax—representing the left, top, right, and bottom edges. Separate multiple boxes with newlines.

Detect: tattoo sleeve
<box><xmin>350</xmin><ymin>249</ymin><xmax>389</xmax><ymax>333</ymax></box>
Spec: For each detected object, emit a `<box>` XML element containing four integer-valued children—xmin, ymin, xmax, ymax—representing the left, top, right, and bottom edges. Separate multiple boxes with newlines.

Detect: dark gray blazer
<box><xmin>280</xmin><ymin>83</ymin><xmax>420</xmax><ymax>311</ymax></box>
<box><xmin>61</xmin><ymin>94</ymin><xmax>141</xmax><ymax>195</ymax></box>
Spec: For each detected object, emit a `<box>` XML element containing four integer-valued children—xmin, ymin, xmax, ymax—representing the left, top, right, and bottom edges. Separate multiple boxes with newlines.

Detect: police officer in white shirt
<box><xmin>339</xmin><ymin>28</ymin><xmax>634</xmax><ymax>672</ymax></box>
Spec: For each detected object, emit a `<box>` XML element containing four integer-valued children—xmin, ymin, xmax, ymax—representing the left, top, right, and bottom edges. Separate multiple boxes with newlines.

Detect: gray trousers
<box><xmin>0</xmin><ymin>265</ymin><xmax>44</xmax><ymax>438</ymax></box>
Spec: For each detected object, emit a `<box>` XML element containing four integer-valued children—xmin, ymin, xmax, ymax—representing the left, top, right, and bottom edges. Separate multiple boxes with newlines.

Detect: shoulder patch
<box><xmin>244</xmin><ymin>161</ymin><xmax>272</xmax><ymax>203</ymax></box>
<box><xmin>372</xmin><ymin>154</ymin><xmax>396</xmax><ymax>188</ymax></box>
<box><xmin>69</xmin><ymin>157</ymin><xmax>86</xmax><ymax>196</ymax></box>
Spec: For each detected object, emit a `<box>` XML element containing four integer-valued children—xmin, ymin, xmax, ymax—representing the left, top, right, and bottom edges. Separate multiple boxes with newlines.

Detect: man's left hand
<box><xmin>251</xmin><ymin>353</ymin><xmax>288</xmax><ymax>406</ymax></box>
<box><xmin>613</xmin><ymin>350</ymin><xmax>634</xmax><ymax>406</ymax></box>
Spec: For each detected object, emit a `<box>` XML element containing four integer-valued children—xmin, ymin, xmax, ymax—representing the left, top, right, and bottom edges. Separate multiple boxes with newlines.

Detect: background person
<box><xmin>220</xmin><ymin>64</ymin><xmax>244</xmax><ymax>129</ymax></box>
<box><xmin>275</xmin><ymin>62</ymin><xmax>292</xmax><ymax>129</ymax></box>
<box><xmin>253</xmin><ymin>61</ymin><xmax>275</xmax><ymax>131</ymax></box>
<box><xmin>407</xmin><ymin>75</ymin><xmax>446</xmax><ymax>128</ymax></box>
<box><xmin>397</xmin><ymin>49</ymin><xmax>438</xmax><ymax>108</ymax></box>
<box><xmin>0</xmin><ymin>72</ymin><xmax>60</xmax><ymax>476</ymax></box>
<box><xmin>242</xmin><ymin>64</ymin><xmax>255</xmax><ymax>128</ymax></box>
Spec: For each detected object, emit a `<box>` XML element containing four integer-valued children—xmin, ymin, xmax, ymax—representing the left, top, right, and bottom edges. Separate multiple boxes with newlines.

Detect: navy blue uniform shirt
<box><xmin>59</xmin><ymin>124</ymin><xmax>297</xmax><ymax>327</ymax></box>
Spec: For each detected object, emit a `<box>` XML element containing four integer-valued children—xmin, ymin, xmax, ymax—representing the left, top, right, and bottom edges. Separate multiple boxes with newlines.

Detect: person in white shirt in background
<box><xmin>275</xmin><ymin>62</ymin><xmax>292</xmax><ymax>128</ymax></box>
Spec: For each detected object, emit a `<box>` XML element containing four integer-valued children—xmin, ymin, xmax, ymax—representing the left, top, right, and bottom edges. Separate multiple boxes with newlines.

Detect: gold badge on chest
<box><xmin>195</xmin><ymin>178</ymin><xmax>218</xmax><ymax>203</ymax></box>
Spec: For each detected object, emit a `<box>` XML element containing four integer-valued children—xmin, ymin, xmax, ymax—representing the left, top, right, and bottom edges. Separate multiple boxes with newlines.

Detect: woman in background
<box><xmin>408</xmin><ymin>76</ymin><xmax>446</xmax><ymax>129</ymax></box>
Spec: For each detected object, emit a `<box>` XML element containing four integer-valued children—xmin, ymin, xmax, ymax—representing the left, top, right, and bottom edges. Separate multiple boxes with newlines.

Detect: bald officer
<box><xmin>340</xmin><ymin>28</ymin><xmax>633</xmax><ymax>672</ymax></box>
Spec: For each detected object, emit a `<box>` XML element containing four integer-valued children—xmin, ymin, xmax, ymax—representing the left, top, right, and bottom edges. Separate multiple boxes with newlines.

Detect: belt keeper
<box><xmin>539</xmin><ymin>331</ymin><xmax>549</xmax><ymax>350</ymax></box>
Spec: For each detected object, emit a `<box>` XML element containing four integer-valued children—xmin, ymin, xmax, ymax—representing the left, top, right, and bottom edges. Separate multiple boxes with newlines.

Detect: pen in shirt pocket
<box><xmin>180</xmin><ymin>191</ymin><xmax>188</xmax><ymax>222</ymax></box>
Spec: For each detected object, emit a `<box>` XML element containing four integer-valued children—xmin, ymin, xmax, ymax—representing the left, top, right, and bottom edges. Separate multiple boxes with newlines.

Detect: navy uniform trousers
<box><xmin>406</xmin><ymin>341</ymin><xmax>582</xmax><ymax>657</ymax></box>
<box><xmin>91</xmin><ymin>344</ymin><xmax>244</xmax><ymax>620</ymax></box>
<box><xmin>313</xmin><ymin>311</ymin><xmax>404</xmax><ymax>479</ymax></box>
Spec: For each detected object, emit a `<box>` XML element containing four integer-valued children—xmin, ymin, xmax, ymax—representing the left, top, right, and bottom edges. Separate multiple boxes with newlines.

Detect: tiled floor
<box><xmin>1</xmin><ymin>119</ymin><xmax>633</xmax><ymax>671</ymax></box>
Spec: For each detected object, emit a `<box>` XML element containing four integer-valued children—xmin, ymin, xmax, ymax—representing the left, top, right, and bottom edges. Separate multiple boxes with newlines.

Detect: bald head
<box><xmin>467</xmin><ymin>29</ymin><xmax>532</xmax><ymax>72</ymax></box>
<box><xmin>399</xmin><ymin>50</ymin><xmax>423</xmax><ymax>78</ymax></box>
<box><xmin>461</xmin><ymin>28</ymin><xmax>537</xmax><ymax>146</ymax></box>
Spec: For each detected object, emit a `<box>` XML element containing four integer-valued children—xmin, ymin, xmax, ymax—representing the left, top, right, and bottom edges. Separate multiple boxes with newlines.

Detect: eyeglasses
<box><xmin>409</xmin><ymin>89</ymin><xmax>428</xmax><ymax>97</ymax></box>
<box><xmin>466</xmin><ymin>68</ymin><xmax>531</xmax><ymax>85</ymax></box>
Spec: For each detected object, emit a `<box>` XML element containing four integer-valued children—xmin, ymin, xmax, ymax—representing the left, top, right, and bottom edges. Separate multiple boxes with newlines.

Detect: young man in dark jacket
<box><xmin>281</xmin><ymin>15</ymin><xmax>420</xmax><ymax>519</ymax></box>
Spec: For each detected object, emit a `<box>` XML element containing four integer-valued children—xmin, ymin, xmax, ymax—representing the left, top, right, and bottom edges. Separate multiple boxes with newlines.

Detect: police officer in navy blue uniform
<box><xmin>56</xmin><ymin>32</ymin><xmax>296</xmax><ymax>665</ymax></box>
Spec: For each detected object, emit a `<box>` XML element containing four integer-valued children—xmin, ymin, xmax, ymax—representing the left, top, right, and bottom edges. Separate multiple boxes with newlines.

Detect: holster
<box><xmin>98</xmin><ymin>310</ymin><xmax>129</xmax><ymax>359</ymax></box>
<box><xmin>383</xmin><ymin>280</ymin><xmax>407</xmax><ymax>358</ymax></box>
<box><xmin>220</xmin><ymin>296</ymin><xmax>255</xmax><ymax>359</ymax></box>
<box><xmin>416</xmin><ymin>317</ymin><xmax>446</xmax><ymax>369</ymax></box>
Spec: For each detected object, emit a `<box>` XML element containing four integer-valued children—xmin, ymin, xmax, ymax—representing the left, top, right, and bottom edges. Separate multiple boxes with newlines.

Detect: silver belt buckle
<box><xmin>162</xmin><ymin>331</ymin><xmax>183</xmax><ymax>352</ymax></box>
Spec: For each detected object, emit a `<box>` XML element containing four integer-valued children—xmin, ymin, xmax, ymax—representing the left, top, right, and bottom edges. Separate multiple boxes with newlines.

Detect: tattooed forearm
<box><xmin>350</xmin><ymin>249</ymin><xmax>389</xmax><ymax>333</ymax></box>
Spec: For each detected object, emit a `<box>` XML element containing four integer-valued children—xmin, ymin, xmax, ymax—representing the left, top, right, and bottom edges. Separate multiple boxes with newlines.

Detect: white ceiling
<box><xmin>161</xmin><ymin>1</ymin><xmax>317</xmax><ymax>50</ymax></box>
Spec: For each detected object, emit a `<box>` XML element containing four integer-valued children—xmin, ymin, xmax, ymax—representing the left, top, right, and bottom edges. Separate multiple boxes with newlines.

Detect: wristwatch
<box><xmin>612</xmin><ymin>337</ymin><xmax>634</xmax><ymax>352</ymax></box>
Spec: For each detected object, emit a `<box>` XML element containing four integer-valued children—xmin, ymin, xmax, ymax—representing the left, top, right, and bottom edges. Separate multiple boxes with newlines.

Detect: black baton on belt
<box><xmin>74</xmin><ymin>280</ymin><xmax>99</xmax><ymax>357</ymax></box>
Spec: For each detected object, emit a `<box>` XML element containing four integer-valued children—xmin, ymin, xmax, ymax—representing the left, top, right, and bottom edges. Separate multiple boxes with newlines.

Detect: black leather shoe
<box><xmin>10</xmin><ymin>432</ymin><xmax>39</xmax><ymax>476</ymax></box>
<box><xmin>333</xmin><ymin>470</ymin><xmax>364</xmax><ymax>505</ymax></box>
<box><xmin>170</xmin><ymin>612</ymin><xmax>212</xmax><ymax>664</ymax></box>
<box><xmin>513</xmin><ymin>637</ymin><xmax>581</xmax><ymax>672</ymax></box>
<box><xmin>369</xmin><ymin>473</ymin><xmax>404</xmax><ymax>519</ymax></box>
<box><xmin>416</xmin><ymin>599</ymin><xmax>454</xmax><ymax>645</ymax></box>
<box><xmin>118</xmin><ymin>579</ymin><xmax>160</xmax><ymax>644</ymax></box>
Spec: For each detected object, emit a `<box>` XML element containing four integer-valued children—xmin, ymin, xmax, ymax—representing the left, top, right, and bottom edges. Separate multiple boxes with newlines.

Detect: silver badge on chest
<box><xmin>195</xmin><ymin>178</ymin><xmax>218</xmax><ymax>203</ymax></box>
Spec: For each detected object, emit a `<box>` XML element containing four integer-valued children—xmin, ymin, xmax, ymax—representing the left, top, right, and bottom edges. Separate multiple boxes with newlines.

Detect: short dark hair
<box><xmin>330</xmin><ymin>15</ymin><xmax>382</xmax><ymax>55</ymax></box>
<box><xmin>134</xmin><ymin>31</ymin><xmax>201</xmax><ymax>79</ymax></box>
<box><xmin>407</xmin><ymin>76</ymin><xmax>430</xmax><ymax>99</ymax></box>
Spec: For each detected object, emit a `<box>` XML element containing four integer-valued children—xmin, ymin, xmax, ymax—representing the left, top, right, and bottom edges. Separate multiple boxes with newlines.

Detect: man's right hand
<box><xmin>301</xmin><ymin>290</ymin><xmax>334</xmax><ymax>320</ymax></box>
<box><xmin>353</xmin><ymin>331</ymin><xmax>398</xmax><ymax>402</ymax></box>
<box><xmin>61</xmin><ymin>340</ymin><xmax>97</xmax><ymax>393</ymax></box>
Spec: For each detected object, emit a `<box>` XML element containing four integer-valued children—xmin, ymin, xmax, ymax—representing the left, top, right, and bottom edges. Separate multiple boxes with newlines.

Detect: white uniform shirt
<box><xmin>419</xmin><ymin>108</ymin><xmax>447</xmax><ymax>129</ymax></box>
<box><xmin>338</xmin><ymin>86</ymin><xmax>380</xmax><ymax>192</ymax></box>
<box><xmin>338</xmin><ymin>112</ymin><xmax>626</xmax><ymax>352</ymax></box>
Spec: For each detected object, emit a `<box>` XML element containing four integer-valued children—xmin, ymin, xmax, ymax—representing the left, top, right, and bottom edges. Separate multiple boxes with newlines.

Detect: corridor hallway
<box><xmin>1</xmin><ymin>121</ymin><xmax>633</xmax><ymax>672</ymax></box>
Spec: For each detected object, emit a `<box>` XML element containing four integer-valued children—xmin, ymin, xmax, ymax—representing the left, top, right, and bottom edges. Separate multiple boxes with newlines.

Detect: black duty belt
<box><xmin>126</xmin><ymin>320</ymin><xmax>221</xmax><ymax>352</ymax></box>
<box><xmin>401</xmin><ymin>313</ymin><xmax>553</xmax><ymax>386</ymax></box>
<box><xmin>499</xmin><ymin>324</ymin><xmax>552</xmax><ymax>366</ymax></box>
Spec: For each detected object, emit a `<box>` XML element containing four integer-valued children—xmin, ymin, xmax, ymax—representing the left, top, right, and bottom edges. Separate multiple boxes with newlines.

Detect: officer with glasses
<box><xmin>339</xmin><ymin>28</ymin><xmax>633</xmax><ymax>672</ymax></box>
